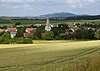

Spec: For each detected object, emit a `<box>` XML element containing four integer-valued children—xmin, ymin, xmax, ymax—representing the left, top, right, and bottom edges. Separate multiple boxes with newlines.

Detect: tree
<box><xmin>94</xmin><ymin>29</ymin><xmax>100</xmax><ymax>39</ymax></box>
<box><xmin>16</xmin><ymin>27</ymin><xmax>25</xmax><ymax>38</ymax></box>
<box><xmin>88</xmin><ymin>29</ymin><xmax>95</xmax><ymax>39</ymax></box>
<box><xmin>58</xmin><ymin>24</ymin><xmax>69</xmax><ymax>33</ymax></box>
<box><xmin>2</xmin><ymin>32</ymin><xmax>10</xmax><ymax>39</ymax></box>
<box><xmin>0</xmin><ymin>26</ymin><xmax>2</xmax><ymax>29</ymax></box>
<box><xmin>1</xmin><ymin>26</ymin><xmax>7</xmax><ymax>29</ymax></box>
<box><xmin>0</xmin><ymin>32</ymin><xmax>4</xmax><ymax>37</ymax></box>
<box><xmin>1</xmin><ymin>32</ymin><xmax>10</xmax><ymax>44</ymax></box>
<box><xmin>42</xmin><ymin>31</ymin><xmax>54</xmax><ymax>40</ymax></box>
<box><xmin>58</xmin><ymin>24</ymin><xmax>69</xmax><ymax>29</ymax></box>
<box><xmin>32</xmin><ymin>31</ymin><xmax>39</xmax><ymax>40</ymax></box>
<box><xmin>51</xmin><ymin>27</ymin><xmax>60</xmax><ymax>38</ymax></box>
<box><xmin>75</xmin><ymin>29</ymin><xmax>88</xmax><ymax>39</ymax></box>
<box><xmin>15</xmin><ymin>22</ymin><xmax>21</xmax><ymax>25</ymax></box>
<box><xmin>34</xmin><ymin>25</ymin><xmax>45</xmax><ymax>39</ymax></box>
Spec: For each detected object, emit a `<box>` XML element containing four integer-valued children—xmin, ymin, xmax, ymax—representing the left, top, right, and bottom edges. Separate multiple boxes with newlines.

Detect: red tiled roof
<box><xmin>0</xmin><ymin>29</ymin><xmax>5</xmax><ymax>33</ymax></box>
<box><xmin>26</xmin><ymin>28</ymin><xmax>37</xmax><ymax>31</ymax></box>
<box><xmin>7</xmin><ymin>28</ymin><xmax>17</xmax><ymax>32</ymax></box>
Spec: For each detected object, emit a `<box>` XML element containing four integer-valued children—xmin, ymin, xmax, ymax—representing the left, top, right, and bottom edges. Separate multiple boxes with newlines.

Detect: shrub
<box><xmin>14</xmin><ymin>38</ymin><xmax>33</xmax><ymax>44</ymax></box>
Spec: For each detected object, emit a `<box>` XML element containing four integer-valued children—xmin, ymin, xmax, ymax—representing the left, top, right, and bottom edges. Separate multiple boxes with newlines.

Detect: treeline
<box><xmin>11</xmin><ymin>15</ymin><xmax>100</xmax><ymax>21</ymax></box>
<box><xmin>52</xmin><ymin>15</ymin><xmax>100</xmax><ymax>20</ymax></box>
<box><xmin>0</xmin><ymin>32</ymin><xmax>33</xmax><ymax>44</ymax></box>
<box><xmin>65</xmin><ymin>15</ymin><xmax>100</xmax><ymax>20</ymax></box>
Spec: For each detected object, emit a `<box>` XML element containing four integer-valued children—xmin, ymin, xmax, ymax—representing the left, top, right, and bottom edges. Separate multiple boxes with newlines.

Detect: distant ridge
<box><xmin>36</xmin><ymin>12</ymin><xmax>77</xmax><ymax>19</ymax></box>
<box><xmin>1</xmin><ymin>12</ymin><xmax>100</xmax><ymax>20</ymax></box>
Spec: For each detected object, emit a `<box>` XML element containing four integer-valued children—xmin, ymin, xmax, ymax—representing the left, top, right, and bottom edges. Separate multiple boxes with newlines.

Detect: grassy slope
<box><xmin>0</xmin><ymin>19</ymin><xmax>13</xmax><ymax>27</ymax></box>
<box><xmin>0</xmin><ymin>19</ymin><xmax>10</xmax><ymax>24</ymax></box>
<box><xmin>0</xmin><ymin>40</ymin><xmax>100</xmax><ymax>71</ymax></box>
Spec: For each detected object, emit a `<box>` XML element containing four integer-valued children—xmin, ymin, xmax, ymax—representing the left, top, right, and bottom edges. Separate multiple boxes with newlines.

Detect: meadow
<box><xmin>0</xmin><ymin>40</ymin><xmax>100</xmax><ymax>71</ymax></box>
<box><xmin>0</xmin><ymin>18</ymin><xmax>100</xmax><ymax>27</ymax></box>
<box><xmin>9</xmin><ymin>19</ymin><xmax>100</xmax><ymax>25</ymax></box>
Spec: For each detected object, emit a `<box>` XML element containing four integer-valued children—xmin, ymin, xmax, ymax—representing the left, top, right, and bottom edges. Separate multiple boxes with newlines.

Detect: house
<box><xmin>69</xmin><ymin>27</ymin><xmax>80</xmax><ymax>32</ymax></box>
<box><xmin>24</xmin><ymin>28</ymin><xmax>37</xmax><ymax>38</ymax></box>
<box><xmin>59</xmin><ymin>33</ymin><xmax>66</xmax><ymax>36</ymax></box>
<box><xmin>6</xmin><ymin>28</ymin><xmax>17</xmax><ymax>38</ymax></box>
<box><xmin>60</xmin><ymin>29</ymin><xmax>74</xmax><ymax>36</ymax></box>
<box><xmin>68</xmin><ymin>23</ymin><xmax>80</xmax><ymax>28</ymax></box>
<box><xmin>0</xmin><ymin>29</ymin><xmax>5</xmax><ymax>33</ymax></box>
<box><xmin>33</xmin><ymin>24</ymin><xmax>42</xmax><ymax>27</ymax></box>
<box><xmin>89</xmin><ymin>27</ymin><xmax>96</xmax><ymax>31</ymax></box>
<box><xmin>80</xmin><ymin>26</ymin><xmax>96</xmax><ymax>31</ymax></box>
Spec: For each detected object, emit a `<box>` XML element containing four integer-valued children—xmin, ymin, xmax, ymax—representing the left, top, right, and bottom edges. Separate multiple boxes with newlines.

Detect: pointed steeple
<box><xmin>45</xmin><ymin>18</ymin><xmax>51</xmax><ymax>31</ymax></box>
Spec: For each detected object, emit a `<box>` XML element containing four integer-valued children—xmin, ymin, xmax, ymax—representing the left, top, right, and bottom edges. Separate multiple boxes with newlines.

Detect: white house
<box><xmin>6</xmin><ymin>28</ymin><xmax>17</xmax><ymax>38</ymax></box>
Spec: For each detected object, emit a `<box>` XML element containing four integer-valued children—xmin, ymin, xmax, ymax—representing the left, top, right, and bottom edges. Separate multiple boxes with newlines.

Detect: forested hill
<box><xmin>0</xmin><ymin>15</ymin><xmax>100</xmax><ymax>20</ymax></box>
<box><xmin>64</xmin><ymin>15</ymin><xmax>100</xmax><ymax>20</ymax></box>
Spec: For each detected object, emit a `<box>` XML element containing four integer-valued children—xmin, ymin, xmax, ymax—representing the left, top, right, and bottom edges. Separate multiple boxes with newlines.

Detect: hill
<box><xmin>36</xmin><ymin>12</ymin><xmax>100</xmax><ymax>20</ymax></box>
<box><xmin>37</xmin><ymin>12</ymin><xmax>77</xmax><ymax>19</ymax></box>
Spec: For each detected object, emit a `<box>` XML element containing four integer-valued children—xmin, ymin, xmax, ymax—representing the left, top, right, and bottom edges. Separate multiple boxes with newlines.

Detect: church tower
<box><xmin>45</xmin><ymin>18</ymin><xmax>51</xmax><ymax>31</ymax></box>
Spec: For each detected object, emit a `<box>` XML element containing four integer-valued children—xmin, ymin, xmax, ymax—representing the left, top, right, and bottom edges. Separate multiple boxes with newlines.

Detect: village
<box><xmin>0</xmin><ymin>0</ymin><xmax>100</xmax><ymax>70</ymax></box>
<box><xmin>0</xmin><ymin>18</ymin><xmax>97</xmax><ymax>40</ymax></box>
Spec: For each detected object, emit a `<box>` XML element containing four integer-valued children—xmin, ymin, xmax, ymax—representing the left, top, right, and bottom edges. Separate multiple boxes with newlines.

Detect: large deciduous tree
<box><xmin>1</xmin><ymin>32</ymin><xmax>10</xmax><ymax>44</ymax></box>
<box><xmin>16</xmin><ymin>27</ymin><xmax>25</xmax><ymax>38</ymax></box>
<box><xmin>94</xmin><ymin>29</ymin><xmax>100</xmax><ymax>40</ymax></box>
<box><xmin>42</xmin><ymin>31</ymin><xmax>54</xmax><ymax>40</ymax></box>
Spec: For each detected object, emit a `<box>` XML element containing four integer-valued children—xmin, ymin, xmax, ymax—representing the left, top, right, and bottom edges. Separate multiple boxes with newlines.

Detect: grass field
<box><xmin>11</xmin><ymin>19</ymin><xmax>100</xmax><ymax>25</ymax></box>
<box><xmin>0</xmin><ymin>18</ymin><xmax>13</xmax><ymax>27</ymax></box>
<box><xmin>0</xmin><ymin>19</ymin><xmax>11</xmax><ymax>24</ymax></box>
<box><xmin>0</xmin><ymin>18</ymin><xmax>100</xmax><ymax>27</ymax></box>
<box><xmin>0</xmin><ymin>40</ymin><xmax>100</xmax><ymax>71</ymax></box>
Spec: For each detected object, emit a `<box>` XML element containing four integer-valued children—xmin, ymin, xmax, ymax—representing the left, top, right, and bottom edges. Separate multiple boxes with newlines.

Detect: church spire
<box><xmin>45</xmin><ymin>18</ymin><xmax>51</xmax><ymax>31</ymax></box>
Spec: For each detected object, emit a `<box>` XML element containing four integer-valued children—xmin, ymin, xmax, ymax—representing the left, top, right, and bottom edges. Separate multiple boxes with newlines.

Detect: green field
<box><xmin>10</xmin><ymin>19</ymin><xmax>100</xmax><ymax>25</ymax></box>
<box><xmin>0</xmin><ymin>40</ymin><xmax>100</xmax><ymax>71</ymax></box>
<box><xmin>0</xmin><ymin>18</ymin><xmax>13</xmax><ymax>27</ymax></box>
<box><xmin>0</xmin><ymin>18</ymin><xmax>100</xmax><ymax>27</ymax></box>
<box><xmin>0</xmin><ymin>19</ymin><xmax>11</xmax><ymax>24</ymax></box>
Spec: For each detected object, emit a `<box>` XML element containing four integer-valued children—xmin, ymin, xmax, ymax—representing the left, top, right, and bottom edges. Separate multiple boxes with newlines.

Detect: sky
<box><xmin>0</xmin><ymin>0</ymin><xmax>100</xmax><ymax>16</ymax></box>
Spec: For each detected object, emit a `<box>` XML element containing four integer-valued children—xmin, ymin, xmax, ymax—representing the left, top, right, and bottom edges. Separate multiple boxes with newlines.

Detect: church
<box><xmin>45</xmin><ymin>18</ymin><xmax>51</xmax><ymax>31</ymax></box>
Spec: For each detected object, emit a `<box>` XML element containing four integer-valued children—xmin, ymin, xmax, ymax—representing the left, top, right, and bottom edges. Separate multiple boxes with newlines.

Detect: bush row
<box><xmin>0</xmin><ymin>38</ymin><xmax>33</xmax><ymax>44</ymax></box>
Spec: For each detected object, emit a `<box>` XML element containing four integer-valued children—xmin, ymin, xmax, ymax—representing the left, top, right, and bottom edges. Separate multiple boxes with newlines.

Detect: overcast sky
<box><xmin>0</xmin><ymin>0</ymin><xmax>100</xmax><ymax>16</ymax></box>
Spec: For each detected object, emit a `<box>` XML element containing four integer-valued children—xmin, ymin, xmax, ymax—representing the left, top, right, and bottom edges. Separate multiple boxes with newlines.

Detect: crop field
<box><xmin>0</xmin><ymin>40</ymin><xmax>100</xmax><ymax>71</ymax></box>
<box><xmin>0</xmin><ymin>19</ymin><xmax>13</xmax><ymax>27</ymax></box>
<box><xmin>0</xmin><ymin>18</ymin><xmax>100</xmax><ymax>27</ymax></box>
<box><xmin>12</xmin><ymin>20</ymin><xmax>46</xmax><ymax>25</ymax></box>
<box><xmin>0</xmin><ymin>19</ymin><xmax>11</xmax><ymax>24</ymax></box>
<box><xmin>11</xmin><ymin>19</ymin><xmax>100</xmax><ymax>25</ymax></box>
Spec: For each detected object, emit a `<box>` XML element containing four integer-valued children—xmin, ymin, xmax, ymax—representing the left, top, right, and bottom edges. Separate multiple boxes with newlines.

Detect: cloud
<box><xmin>0</xmin><ymin>0</ymin><xmax>96</xmax><ymax>6</ymax></box>
<box><xmin>0</xmin><ymin>0</ymin><xmax>95</xmax><ymax>5</ymax></box>
<box><xmin>0</xmin><ymin>0</ymin><xmax>99</xmax><ymax>16</ymax></box>
<box><xmin>0</xmin><ymin>0</ymin><xmax>35</xmax><ymax>3</ymax></box>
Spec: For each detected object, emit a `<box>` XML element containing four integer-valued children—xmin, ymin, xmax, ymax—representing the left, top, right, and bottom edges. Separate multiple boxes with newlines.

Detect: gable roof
<box><xmin>7</xmin><ymin>28</ymin><xmax>17</xmax><ymax>32</ymax></box>
<box><xmin>0</xmin><ymin>29</ymin><xmax>5</xmax><ymax>33</ymax></box>
<box><xmin>26</xmin><ymin>28</ymin><xmax>37</xmax><ymax>31</ymax></box>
